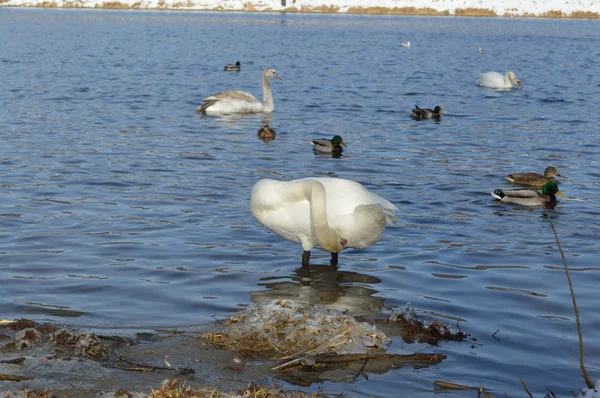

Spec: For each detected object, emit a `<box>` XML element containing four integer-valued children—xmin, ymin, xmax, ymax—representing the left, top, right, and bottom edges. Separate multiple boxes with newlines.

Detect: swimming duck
<box><xmin>250</xmin><ymin>177</ymin><xmax>398</xmax><ymax>266</ymax></box>
<box><xmin>478</xmin><ymin>48</ymin><xmax>484</xmax><ymax>54</ymax></box>
<box><xmin>257</xmin><ymin>125</ymin><xmax>276</xmax><ymax>140</ymax></box>
<box><xmin>197</xmin><ymin>68</ymin><xmax>281</xmax><ymax>114</ymax></box>
<box><xmin>491</xmin><ymin>181</ymin><xmax>565</xmax><ymax>206</ymax></box>
<box><xmin>411</xmin><ymin>105</ymin><xmax>442</xmax><ymax>120</ymax></box>
<box><xmin>505</xmin><ymin>166</ymin><xmax>562</xmax><ymax>188</ymax></box>
<box><xmin>312</xmin><ymin>135</ymin><xmax>346</xmax><ymax>153</ymax></box>
<box><xmin>478</xmin><ymin>71</ymin><xmax>522</xmax><ymax>89</ymax></box>
<box><xmin>224</xmin><ymin>61</ymin><xmax>241</xmax><ymax>71</ymax></box>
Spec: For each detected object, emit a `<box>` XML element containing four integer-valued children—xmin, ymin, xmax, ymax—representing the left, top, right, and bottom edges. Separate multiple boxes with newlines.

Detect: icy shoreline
<box><xmin>2</xmin><ymin>0</ymin><xmax>600</xmax><ymax>18</ymax></box>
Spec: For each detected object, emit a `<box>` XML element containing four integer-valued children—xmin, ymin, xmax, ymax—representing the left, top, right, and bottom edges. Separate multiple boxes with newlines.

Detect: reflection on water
<box><xmin>251</xmin><ymin>264</ymin><xmax>384</xmax><ymax>314</ymax></box>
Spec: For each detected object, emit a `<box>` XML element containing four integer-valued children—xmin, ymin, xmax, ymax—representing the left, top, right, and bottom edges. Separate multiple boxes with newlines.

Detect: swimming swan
<box><xmin>250</xmin><ymin>177</ymin><xmax>398</xmax><ymax>266</ymax></box>
<box><xmin>478</xmin><ymin>71</ymin><xmax>522</xmax><ymax>89</ymax></box>
<box><xmin>491</xmin><ymin>182</ymin><xmax>565</xmax><ymax>206</ymax></box>
<box><xmin>197</xmin><ymin>68</ymin><xmax>281</xmax><ymax>114</ymax></box>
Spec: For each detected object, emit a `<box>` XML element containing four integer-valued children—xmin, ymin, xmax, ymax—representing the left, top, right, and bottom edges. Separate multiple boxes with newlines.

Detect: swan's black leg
<box><xmin>330</xmin><ymin>252</ymin><xmax>338</xmax><ymax>266</ymax></box>
<box><xmin>302</xmin><ymin>250</ymin><xmax>311</xmax><ymax>266</ymax></box>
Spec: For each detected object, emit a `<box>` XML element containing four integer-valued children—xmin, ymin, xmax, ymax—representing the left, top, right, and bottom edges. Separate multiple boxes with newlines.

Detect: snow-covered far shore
<box><xmin>1</xmin><ymin>0</ymin><xmax>600</xmax><ymax>18</ymax></box>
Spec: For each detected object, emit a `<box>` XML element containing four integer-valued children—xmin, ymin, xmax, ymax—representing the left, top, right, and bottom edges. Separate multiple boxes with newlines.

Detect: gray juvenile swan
<box><xmin>197</xmin><ymin>68</ymin><xmax>281</xmax><ymax>114</ymax></box>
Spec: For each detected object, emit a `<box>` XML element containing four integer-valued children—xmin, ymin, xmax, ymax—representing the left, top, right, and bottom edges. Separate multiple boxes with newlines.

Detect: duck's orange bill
<box><xmin>557</xmin><ymin>191</ymin><xmax>566</xmax><ymax>198</ymax></box>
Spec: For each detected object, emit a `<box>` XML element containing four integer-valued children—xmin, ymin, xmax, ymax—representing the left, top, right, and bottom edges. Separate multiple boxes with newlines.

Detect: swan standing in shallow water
<box><xmin>197</xmin><ymin>68</ymin><xmax>281</xmax><ymax>114</ymax></box>
<box><xmin>250</xmin><ymin>177</ymin><xmax>398</xmax><ymax>266</ymax></box>
<box><xmin>478</xmin><ymin>71</ymin><xmax>522</xmax><ymax>89</ymax></box>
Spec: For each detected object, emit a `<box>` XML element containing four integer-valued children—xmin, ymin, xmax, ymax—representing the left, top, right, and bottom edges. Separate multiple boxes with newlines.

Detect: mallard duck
<box><xmin>250</xmin><ymin>177</ymin><xmax>398</xmax><ymax>266</ymax></box>
<box><xmin>411</xmin><ymin>105</ymin><xmax>442</xmax><ymax>120</ymax></box>
<box><xmin>505</xmin><ymin>166</ymin><xmax>562</xmax><ymax>187</ymax></box>
<box><xmin>312</xmin><ymin>135</ymin><xmax>346</xmax><ymax>153</ymax></box>
<box><xmin>478</xmin><ymin>71</ymin><xmax>522</xmax><ymax>89</ymax></box>
<box><xmin>491</xmin><ymin>181</ymin><xmax>565</xmax><ymax>206</ymax></box>
<box><xmin>197</xmin><ymin>68</ymin><xmax>281</xmax><ymax>114</ymax></box>
<box><xmin>224</xmin><ymin>61</ymin><xmax>241</xmax><ymax>71</ymax></box>
<box><xmin>257</xmin><ymin>125</ymin><xmax>276</xmax><ymax>140</ymax></box>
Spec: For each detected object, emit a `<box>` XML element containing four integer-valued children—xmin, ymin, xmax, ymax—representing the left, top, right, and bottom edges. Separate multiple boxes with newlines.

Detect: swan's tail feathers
<box><xmin>383</xmin><ymin>209</ymin><xmax>399</xmax><ymax>225</ymax></box>
<box><xmin>491</xmin><ymin>190</ymin><xmax>505</xmax><ymax>200</ymax></box>
<box><xmin>196</xmin><ymin>99</ymin><xmax>218</xmax><ymax>113</ymax></box>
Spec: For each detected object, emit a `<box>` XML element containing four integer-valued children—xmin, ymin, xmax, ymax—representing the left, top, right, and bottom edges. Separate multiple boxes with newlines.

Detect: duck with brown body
<box><xmin>505</xmin><ymin>166</ymin><xmax>562</xmax><ymax>188</ymax></box>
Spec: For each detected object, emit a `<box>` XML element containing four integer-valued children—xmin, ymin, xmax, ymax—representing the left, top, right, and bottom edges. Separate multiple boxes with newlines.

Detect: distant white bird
<box><xmin>196</xmin><ymin>68</ymin><xmax>282</xmax><ymax>114</ymax></box>
<box><xmin>400</xmin><ymin>41</ymin><xmax>411</xmax><ymax>48</ymax></box>
<box><xmin>164</xmin><ymin>355</ymin><xmax>172</xmax><ymax>369</ymax></box>
<box><xmin>478</xmin><ymin>71</ymin><xmax>523</xmax><ymax>89</ymax></box>
<box><xmin>478</xmin><ymin>48</ymin><xmax>484</xmax><ymax>54</ymax></box>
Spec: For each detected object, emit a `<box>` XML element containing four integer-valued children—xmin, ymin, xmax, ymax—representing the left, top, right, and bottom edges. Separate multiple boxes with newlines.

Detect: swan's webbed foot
<box><xmin>330</xmin><ymin>252</ymin><xmax>338</xmax><ymax>266</ymax></box>
<box><xmin>302</xmin><ymin>250</ymin><xmax>311</xmax><ymax>267</ymax></box>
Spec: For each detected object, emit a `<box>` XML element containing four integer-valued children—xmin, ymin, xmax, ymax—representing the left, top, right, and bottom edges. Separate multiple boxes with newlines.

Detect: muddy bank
<box><xmin>0</xmin><ymin>302</ymin><xmax>464</xmax><ymax>397</ymax></box>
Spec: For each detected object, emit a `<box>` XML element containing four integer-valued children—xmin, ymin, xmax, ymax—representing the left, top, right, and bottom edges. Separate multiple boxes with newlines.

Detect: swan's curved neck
<box><xmin>298</xmin><ymin>180</ymin><xmax>342</xmax><ymax>253</ymax></box>
<box><xmin>262</xmin><ymin>73</ymin><xmax>274</xmax><ymax>112</ymax></box>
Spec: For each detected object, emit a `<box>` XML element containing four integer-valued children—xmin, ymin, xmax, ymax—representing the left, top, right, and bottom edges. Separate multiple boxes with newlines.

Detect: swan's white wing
<box><xmin>478</xmin><ymin>71</ymin><xmax>506</xmax><ymax>88</ymax></box>
<box><xmin>308</xmin><ymin>178</ymin><xmax>398</xmax><ymax>216</ymax></box>
<box><xmin>204</xmin><ymin>90</ymin><xmax>259</xmax><ymax>103</ymax></box>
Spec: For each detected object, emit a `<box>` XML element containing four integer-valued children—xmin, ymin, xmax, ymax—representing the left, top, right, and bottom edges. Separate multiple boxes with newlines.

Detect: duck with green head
<box><xmin>505</xmin><ymin>166</ymin><xmax>562</xmax><ymax>188</ymax></box>
<box><xmin>312</xmin><ymin>135</ymin><xmax>346</xmax><ymax>153</ymax></box>
<box><xmin>411</xmin><ymin>105</ymin><xmax>442</xmax><ymax>120</ymax></box>
<box><xmin>491</xmin><ymin>181</ymin><xmax>565</xmax><ymax>206</ymax></box>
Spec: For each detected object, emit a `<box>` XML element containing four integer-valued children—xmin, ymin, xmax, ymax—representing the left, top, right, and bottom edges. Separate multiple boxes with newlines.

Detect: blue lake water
<box><xmin>1</xmin><ymin>8</ymin><xmax>600</xmax><ymax>396</ymax></box>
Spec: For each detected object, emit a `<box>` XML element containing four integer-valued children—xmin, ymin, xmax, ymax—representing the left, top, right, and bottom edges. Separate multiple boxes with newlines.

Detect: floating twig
<box><xmin>0</xmin><ymin>373</ymin><xmax>34</xmax><ymax>381</ymax></box>
<box><xmin>492</xmin><ymin>329</ymin><xmax>500</xmax><ymax>340</ymax></box>
<box><xmin>520</xmin><ymin>376</ymin><xmax>533</xmax><ymax>398</ymax></box>
<box><xmin>543</xmin><ymin>205</ymin><xmax>595</xmax><ymax>389</ymax></box>
<box><xmin>272</xmin><ymin>352</ymin><xmax>446</xmax><ymax>372</ymax></box>
<box><xmin>434</xmin><ymin>380</ymin><xmax>478</xmax><ymax>390</ymax></box>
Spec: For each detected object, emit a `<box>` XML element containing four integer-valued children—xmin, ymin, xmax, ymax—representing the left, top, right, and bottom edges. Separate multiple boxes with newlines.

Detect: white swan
<box><xmin>197</xmin><ymin>68</ymin><xmax>281</xmax><ymax>114</ymax></box>
<box><xmin>400</xmin><ymin>41</ymin><xmax>411</xmax><ymax>48</ymax></box>
<box><xmin>478</xmin><ymin>71</ymin><xmax>523</xmax><ymax>89</ymax></box>
<box><xmin>250</xmin><ymin>177</ymin><xmax>398</xmax><ymax>266</ymax></box>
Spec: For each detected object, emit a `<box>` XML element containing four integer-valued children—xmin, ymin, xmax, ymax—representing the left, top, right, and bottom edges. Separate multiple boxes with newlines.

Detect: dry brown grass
<box><xmin>6</xmin><ymin>1</ymin><xmax>600</xmax><ymax>19</ymax></box>
<box><xmin>299</xmin><ymin>4</ymin><xmax>339</xmax><ymax>13</ymax></box>
<box><xmin>347</xmin><ymin>6</ymin><xmax>448</xmax><ymax>15</ymax></box>
<box><xmin>33</xmin><ymin>1</ymin><xmax>59</xmax><ymax>7</ymax></box>
<box><xmin>521</xmin><ymin>9</ymin><xmax>600</xmax><ymax>18</ymax></box>
<box><xmin>97</xmin><ymin>1</ymin><xmax>130</xmax><ymax>8</ymax></box>
<box><xmin>454</xmin><ymin>7</ymin><xmax>497</xmax><ymax>16</ymax></box>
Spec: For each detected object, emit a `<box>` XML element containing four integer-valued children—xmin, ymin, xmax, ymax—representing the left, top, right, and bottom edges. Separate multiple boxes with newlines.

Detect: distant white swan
<box><xmin>478</xmin><ymin>71</ymin><xmax>523</xmax><ymax>89</ymax></box>
<box><xmin>250</xmin><ymin>177</ymin><xmax>398</xmax><ymax>266</ymax></box>
<box><xmin>197</xmin><ymin>68</ymin><xmax>281</xmax><ymax>114</ymax></box>
<box><xmin>400</xmin><ymin>41</ymin><xmax>411</xmax><ymax>48</ymax></box>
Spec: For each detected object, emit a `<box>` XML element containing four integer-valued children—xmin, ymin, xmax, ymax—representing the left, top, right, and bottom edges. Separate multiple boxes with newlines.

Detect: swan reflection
<box><xmin>250</xmin><ymin>264</ymin><xmax>384</xmax><ymax>315</ymax></box>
